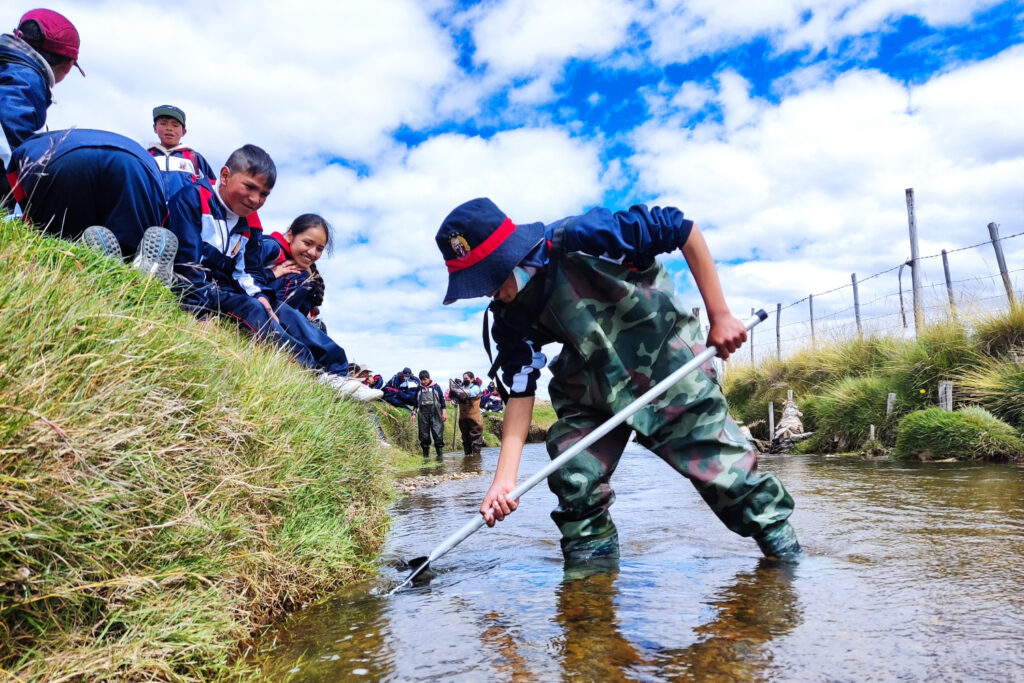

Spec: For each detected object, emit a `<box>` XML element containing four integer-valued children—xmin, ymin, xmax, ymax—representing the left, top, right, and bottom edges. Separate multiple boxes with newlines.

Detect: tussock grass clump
<box><xmin>883</xmin><ymin>320</ymin><xmax>982</xmax><ymax>401</ymax></box>
<box><xmin>725</xmin><ymin>308</ymin><xmax>1023</xmax><ymax>455</ymax></box>
<box><xmin>972</xmin><ymin>304</ymin><xmax>1024</xmax><ymax>359</ymax></box>
<box><xmin>893</xmin><ymin>407</ymin><xmax>1024</xmax><ymax>462</ymax></box>
<box><xmin>958</xmin><ymin>359</ymin><xmax>1024</xmax><ymax>429</ymax></box>
<box><xmin>793</xmin><ymin>375</ymin><xmax>896</xmax><ymax>453</ymax></box>
<box><xmin>0</xmin><ymin>219</ymin><xmax>395</xmax><ymax>680</ymax></box>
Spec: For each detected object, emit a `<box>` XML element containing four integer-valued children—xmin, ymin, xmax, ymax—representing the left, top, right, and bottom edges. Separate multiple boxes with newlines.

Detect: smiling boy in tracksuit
<box><xmin>166</xmin><ymin>144</ymin><xmax>376</xmax><ymax>401</ymax></box>
<box><xmin>146</xmin><ymin>104</ymin><xmax>215</xmax><ymax>199</ymax></box>
<box><xmin>434</xmin><ymin>198</ymin><xmax>801</xmax><ymax>567</ymax></box>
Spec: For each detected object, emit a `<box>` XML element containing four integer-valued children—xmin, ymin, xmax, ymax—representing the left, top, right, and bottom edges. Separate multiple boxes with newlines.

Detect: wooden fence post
<box><xmin>852</xmin><ymin>272</ymin><xmax>862</xmax><ymax>339</ymax></box>
<box><xmin>776</xmin><ymin>303</ymin><xmax>781</xmax><ymax>360</ymax></box>
<box><xmin>938</xmin><ymin>381</ymin><xmax>953</xmax><ymax>411</ymax></box>
<box><xmin>905</xmin><ymin>188</ymin><xmax>924</xmax><ymax>335</ymax></box>
<box><xmin>988</xmin><ymin>222</ymin><xmax>1018</xmax><ymax>309</ymax></box>
<box><xmin>768</xmin><ymin>402</ymin><xmax>775</xmax><ymax>439</ymax></box>
<box><xmin>941</xmin><ymin>249</ymin><xmax>958</xmax><ymax>323</ymax></box>
<box><xmin>809</xmin><ymin>294</ymin><xmax>815</xmax><ymax>349</ymax></box>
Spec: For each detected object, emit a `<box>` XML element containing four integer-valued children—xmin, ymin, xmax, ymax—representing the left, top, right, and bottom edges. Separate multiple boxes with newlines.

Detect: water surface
<box><xmin>253</xmin><ymin>445</ymin><xmax>1024</xmax><ymax>681</ymax></box>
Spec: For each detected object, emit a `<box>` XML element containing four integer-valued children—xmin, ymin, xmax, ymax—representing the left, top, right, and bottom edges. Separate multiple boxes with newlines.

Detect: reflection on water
<box><xmin>251</xmin><ymin>446</ymin><xmax>1024</xmax><ymax>681</ymax></box>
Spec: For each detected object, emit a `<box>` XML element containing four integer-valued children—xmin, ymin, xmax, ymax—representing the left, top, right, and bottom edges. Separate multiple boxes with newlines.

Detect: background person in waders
<box><xmin>455</xmin><ymin>370</ymin><xmax>485</xmax><ymax>456</ymax></box>
<box><xmin>412</xmin><ymin>369</ymin><xmax>447</xmax><ymax>458</ymax></box>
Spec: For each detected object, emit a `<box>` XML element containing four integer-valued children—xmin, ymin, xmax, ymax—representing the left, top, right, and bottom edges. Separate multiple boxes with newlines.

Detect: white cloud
<box><xmin>470</xmin><ymin>0</ymin><xmax>635</xmax><ymax>76</ymax></box>
<box><xmin>628</xmin><ymin>43</ymin><xmax>1024</xmax><ymax>338</ymax></box>
<box><xmin>18</xmin><ymin>0</ymin><xmax>1022</xmax><ymax>388</ymax></box>
<box><xmin>645</xmin><ymin>0</ymin><xmax>1005</xmax><ymax>63</ymax></box>
<box><xmin>49</xmin><ymin>0</ymin><xmax>456</xmax><ymax>166</ymax></box>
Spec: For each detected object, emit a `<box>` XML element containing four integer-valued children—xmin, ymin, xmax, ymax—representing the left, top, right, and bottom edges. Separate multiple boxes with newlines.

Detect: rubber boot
<box><xmin>435</xmin><ymin>444</ymin><xmax>444</xmax><ymax>458</ymax></box>
<box><xmin>562</xmin><ymin>531</ymin><xmax>620</xmax><ymax>565</ymax></box>
<box><xmin>754</xmin><ymin>521</ymin><xmax>802</xmax><ymax>563</ymax></box>
<box><xmin>421</xmin><ymin>446</ymin><xmax>430</xmax><ymax>458</ymax></box>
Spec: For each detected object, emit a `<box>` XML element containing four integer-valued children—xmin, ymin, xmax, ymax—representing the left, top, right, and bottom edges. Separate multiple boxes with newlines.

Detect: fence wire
<box><xmin>733</xmin><ymin>227</ymin><xmax>1023</xmax><ymax>368</ymax></box>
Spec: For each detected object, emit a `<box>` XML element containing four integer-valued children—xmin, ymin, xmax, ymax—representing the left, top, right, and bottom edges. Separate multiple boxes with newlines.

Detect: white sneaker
<box><xmin>131</xmin><ymin>227</ymin><xmax>178</xmax><ymax>287</ymax></box>
<box><xmin>80</xmin><ymin>225</ymin><xmax>122</xmax><ymax>259</ymax></box>
<box><xmin>348</xmin><ymin>381</ymin><xmax>384</xmax><ymax>402</ymax></box>
<box><xmin>318</xmin><ymin>372</ymin><xmax>353</xmax><ymax>393</ymax></box>
<box><xmin>318</xmin><ymin>373</ymin><xmax>383</xmax><ymax>401</ymax></box>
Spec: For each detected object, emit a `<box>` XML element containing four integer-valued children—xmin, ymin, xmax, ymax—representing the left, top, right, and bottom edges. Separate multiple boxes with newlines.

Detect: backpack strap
<box><xmin>482</xmin><ymin>305</ymin><xmax>510</xmax><ymax>404</ymax></box>
<box><xmin>481</xmin><ymin>223</ymin><xmax>566</xmax><ymax>405</ymax></box>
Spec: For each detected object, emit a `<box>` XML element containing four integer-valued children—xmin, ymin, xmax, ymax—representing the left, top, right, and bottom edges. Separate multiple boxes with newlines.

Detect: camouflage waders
<box><xmin>530</xmin><ymin>252</ymin><xmax>795</xmax><ymax>562</ymax></box>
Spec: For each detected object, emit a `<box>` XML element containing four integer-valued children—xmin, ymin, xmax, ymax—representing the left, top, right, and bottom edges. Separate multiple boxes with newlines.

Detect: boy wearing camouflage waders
<box><xmin>434</xmin><ymin>198</ymin><xmax>801</xmax><ymax>567</ymax></box>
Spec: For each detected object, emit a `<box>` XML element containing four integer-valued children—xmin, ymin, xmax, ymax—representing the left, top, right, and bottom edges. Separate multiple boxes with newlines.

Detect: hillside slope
<box><xmin>0</xmin><ymin>219</ymin><xmax>399</xmax><ymax>680</ymax></box>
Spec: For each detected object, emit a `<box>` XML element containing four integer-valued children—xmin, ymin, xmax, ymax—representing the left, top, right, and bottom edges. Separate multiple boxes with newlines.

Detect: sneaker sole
<box><xmin>132</xmin><ymin>227</ymin><xmax>178</xmax><ymax>287</ymax></box>
<box><xmin>80</xmin><ymin>225</ymin><xmax>122</xmax><ymax>260</ymax></box>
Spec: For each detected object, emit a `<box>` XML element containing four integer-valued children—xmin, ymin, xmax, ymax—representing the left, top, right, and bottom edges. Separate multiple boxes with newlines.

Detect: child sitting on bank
<box><xmin>147</xmin><ymin>104</ymin><xmax>215</xmax><ymax>198</ymax></box>
<box><xmin>166</xmin><ymin>144</ymin><xmax>379</xmax><ymax>402</ymax></box>
<box><xmin>434</xmin><ymin>198</ymin><xmax>801</xmax><ymax>567</ymax></box>
<box><xmin>254</xmin><ymin>213</ymin><xmax>328</xmax><ymax>324</ymax></box>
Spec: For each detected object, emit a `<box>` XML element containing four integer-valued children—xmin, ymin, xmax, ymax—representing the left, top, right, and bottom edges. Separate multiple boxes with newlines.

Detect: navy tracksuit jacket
<box><xmin>6</xmin><ymin>129</ymin><xmax>167</xmax><ymax>256</ymax></box>
<box><xmin>148</xmin><ymin>144</ymin><xmax>216</xmax><ymax>199</ymax></box>
<box><xmin>0</xmin><ymin>33</ymin><xmax>52</xmax><ymax>211</ymax></box>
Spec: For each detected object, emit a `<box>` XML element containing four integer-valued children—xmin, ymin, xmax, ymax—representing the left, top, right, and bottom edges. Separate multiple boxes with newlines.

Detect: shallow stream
<box><xmin>253</xmin><ymin>444</ymin><xmax>1024</xmax><ymax>681</ymax></box>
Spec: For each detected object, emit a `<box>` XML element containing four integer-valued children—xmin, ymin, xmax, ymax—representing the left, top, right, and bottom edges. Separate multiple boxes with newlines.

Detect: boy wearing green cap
<box><xmin>435</xmin><ymin>198</ymin><xmax>801</xmax><ymax>568</ymax></box>
<box><xmin>147</xmin><ymin>104</ymin><xmax>215</xmax><ymax>198</ymax></box>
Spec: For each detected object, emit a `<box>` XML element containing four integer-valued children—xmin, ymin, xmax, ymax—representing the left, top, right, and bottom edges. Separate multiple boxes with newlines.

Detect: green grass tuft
<box><xmin>725</xmin><ymin>306</ymin><xmax>1023</xmax><ymax>455</ymax></box>
<box><xmin>893</xmin><ymin>407</ymin><xmax>1024</xmax><ymax>462</ymax></box>
<box><xmin>972</xmin><ymin>304</ymin><xmax>1024</xmax><ymax>359</ymax></box>
<box><xmin>0</xmin><ymin>218</ymin><xmax>397</xmax><ymax>680</ymax></box>
<box><xmin>958</xmin><ymin>359</ymin><xmax>1024</xmax><ymax>429</ymax></box>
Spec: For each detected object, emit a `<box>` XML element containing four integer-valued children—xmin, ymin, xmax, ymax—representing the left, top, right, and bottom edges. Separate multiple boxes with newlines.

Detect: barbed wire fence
<box><xmin>726</xmin><ymin>188</ymin><xmax>1022</xmax><ymax>370</ymax></box>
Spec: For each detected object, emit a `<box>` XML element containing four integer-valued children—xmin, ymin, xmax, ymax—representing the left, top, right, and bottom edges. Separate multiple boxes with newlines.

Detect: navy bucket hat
<box><xmin>435</xmin><ymin>198</ymin><xmax>544</xmax><ymax>305</ymax></box>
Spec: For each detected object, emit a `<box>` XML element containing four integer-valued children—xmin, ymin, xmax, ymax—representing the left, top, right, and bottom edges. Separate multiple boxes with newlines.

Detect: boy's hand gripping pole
<box><xmin>391</xmin><ymin>309</ymin><xmax>769</xmax><ymax>594</ymax></box>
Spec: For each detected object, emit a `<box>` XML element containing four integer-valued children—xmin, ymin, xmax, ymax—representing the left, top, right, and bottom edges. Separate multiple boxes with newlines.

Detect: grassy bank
<box><xmin>0</xmin><ymin>219</ymin><xmax>401</xmax><ymax>680</ymax></box>
<box><xmin>724</xmin><ymin>307</ymin><xmax>1024</xmax><ymax>458</ymax></box>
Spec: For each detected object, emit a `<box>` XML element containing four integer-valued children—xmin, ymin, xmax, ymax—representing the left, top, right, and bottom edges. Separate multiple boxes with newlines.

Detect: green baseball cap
<box><xmin>153</xmin><ymin>104</ymin><xmax>185</xmax><ymax>125</ymax></box>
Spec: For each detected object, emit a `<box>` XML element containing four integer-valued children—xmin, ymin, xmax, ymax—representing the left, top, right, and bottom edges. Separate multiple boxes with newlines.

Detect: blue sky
<box><xmin>40</xmin><ymin>0</ymin><xmax>1024</xmax><ymax>389</ymax></box>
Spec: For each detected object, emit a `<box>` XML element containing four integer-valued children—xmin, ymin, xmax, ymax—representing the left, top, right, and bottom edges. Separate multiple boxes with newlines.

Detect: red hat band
<box><xmin>445</xmin><ymin>217</ymin><xmax>516</xmax><ymax>274</ymax></box>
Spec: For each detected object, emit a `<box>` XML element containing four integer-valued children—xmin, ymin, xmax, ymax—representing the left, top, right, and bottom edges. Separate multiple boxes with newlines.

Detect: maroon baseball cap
<box><xmin>17</xmin><ymin>9</ymin><xmax>84</xmax><ymax>76</ymax></box>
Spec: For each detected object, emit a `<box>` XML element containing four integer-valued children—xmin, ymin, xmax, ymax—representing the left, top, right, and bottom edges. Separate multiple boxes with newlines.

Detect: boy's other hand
<box><xmin>707</xmin><ymin>314</ymin><xmax>747</xmax><ymax>359</ymax></box>
<box><xmin>480</xmin><ymin>478</ymin><xmax>518</xmax><ymax>526</ymax></box>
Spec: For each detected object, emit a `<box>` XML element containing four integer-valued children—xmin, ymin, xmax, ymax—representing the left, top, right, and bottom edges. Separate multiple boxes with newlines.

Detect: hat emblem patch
<box><xmin>450</xmin><ymin>234</ymin><xmax>470</xmax><ymax>258</ymax></box>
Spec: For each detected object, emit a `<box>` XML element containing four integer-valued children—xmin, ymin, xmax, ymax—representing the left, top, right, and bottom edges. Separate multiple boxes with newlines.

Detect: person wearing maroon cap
<box><xmin>1</xmin><ymin>9</ymin><xmax>83</xmax><ymax>211</ymax></box>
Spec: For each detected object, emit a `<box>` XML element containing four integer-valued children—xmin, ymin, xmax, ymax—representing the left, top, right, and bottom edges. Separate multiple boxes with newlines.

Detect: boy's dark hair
<box><xmin>17</xmin><ymin>19</ymin><xmax>72</xmax><ymax>68</ymax></box>
<box><xmin>419</xmin><ymin>370</ymin><xmax>430</xmax><ymax>380</ymax></box>
<box><xmin>225</xmin><ymin>144</ymin><xmax>277</xmax><ymax>189</ymax></box>
<box><xmin>288</xmin><ymin>213</ymin><xmax>333</xmax><ymax>254</ymax></box>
